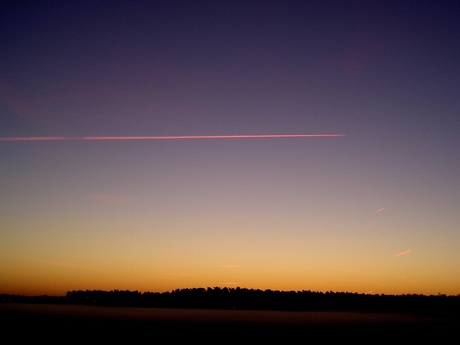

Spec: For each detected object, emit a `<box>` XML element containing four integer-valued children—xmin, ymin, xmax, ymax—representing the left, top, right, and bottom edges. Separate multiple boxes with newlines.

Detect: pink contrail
<box><xmin>0</xmin><ymin>134</ymin><xmax>347</xmax><ymax>141</ymax></box>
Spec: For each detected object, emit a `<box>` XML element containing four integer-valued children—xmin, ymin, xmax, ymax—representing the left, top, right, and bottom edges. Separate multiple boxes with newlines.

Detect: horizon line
<box><xmin>0</xmin><ymin>134</ymin><xmax>347</xmax><ymax>141</ymax></box>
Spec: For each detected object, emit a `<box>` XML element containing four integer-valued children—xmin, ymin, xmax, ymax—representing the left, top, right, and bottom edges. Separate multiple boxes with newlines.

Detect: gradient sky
<box><xmin>1</xmin><ymin>0</ymin><xmax>459</xmax><ymax>296</ymax></box>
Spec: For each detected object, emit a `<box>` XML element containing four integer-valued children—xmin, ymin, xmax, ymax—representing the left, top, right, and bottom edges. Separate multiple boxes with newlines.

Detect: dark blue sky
<box><xmin>2</xmin><ymin>0</ymin><xmax>458</xmax><ymax>137</ymax></box>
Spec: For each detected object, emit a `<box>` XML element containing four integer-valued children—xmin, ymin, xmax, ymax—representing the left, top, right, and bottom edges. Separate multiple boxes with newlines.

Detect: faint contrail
<box><xmin>0</xmin><ymin>134</ymin><xmax>347</xmax><ymax>141</ymax></box>
<box><xmin>393</xmin><ymin>249</ymin><xmax>413</xmax><ymax>257</ymax></box>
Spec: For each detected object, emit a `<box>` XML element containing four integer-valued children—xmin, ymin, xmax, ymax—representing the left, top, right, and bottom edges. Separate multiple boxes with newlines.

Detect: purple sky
<box><xmin>1</xmin><ymin>0</ymin><xmax>459</xmax><ymax>296</ymax></box>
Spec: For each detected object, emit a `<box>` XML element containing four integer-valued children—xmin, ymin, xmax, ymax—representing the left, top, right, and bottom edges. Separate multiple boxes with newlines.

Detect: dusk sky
<box><xmin>1</xmin><ymin>0</ymin><xmax>459</xmax><ymax>296</ymax></box>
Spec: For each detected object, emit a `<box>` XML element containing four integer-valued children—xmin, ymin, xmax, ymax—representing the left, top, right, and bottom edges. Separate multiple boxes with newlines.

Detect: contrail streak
<box><xmin>0</xmin><ymin>134</ymin><xmax>347</xmax><ymax>141</ymax></box>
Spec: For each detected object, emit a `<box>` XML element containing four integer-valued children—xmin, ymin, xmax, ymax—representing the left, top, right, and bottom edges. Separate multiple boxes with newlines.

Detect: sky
<box><xmin>1</xmin><ymin>0</ymin><xmax>459</xmax><ymax>297</ymax></box>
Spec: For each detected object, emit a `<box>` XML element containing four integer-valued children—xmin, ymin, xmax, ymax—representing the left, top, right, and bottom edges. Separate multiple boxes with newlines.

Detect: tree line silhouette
<box><xmin>1</xmin><ymin>287</ymin><xmax>459</xmax><ymax>318</ymax></box>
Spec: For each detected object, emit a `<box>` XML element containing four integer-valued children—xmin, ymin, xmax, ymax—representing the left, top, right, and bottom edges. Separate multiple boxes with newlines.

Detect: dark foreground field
<box><xmin>1</xmin><ymin>302</ymin><xmax>458</xmax><ymax>342</ymax></box>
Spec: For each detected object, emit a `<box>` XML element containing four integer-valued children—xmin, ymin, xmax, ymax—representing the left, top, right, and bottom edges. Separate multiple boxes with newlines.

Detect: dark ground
<box><xmin>1</xmin><ymin>302</ymin><xmax>458</xmax><ymax>342</ymax></box>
